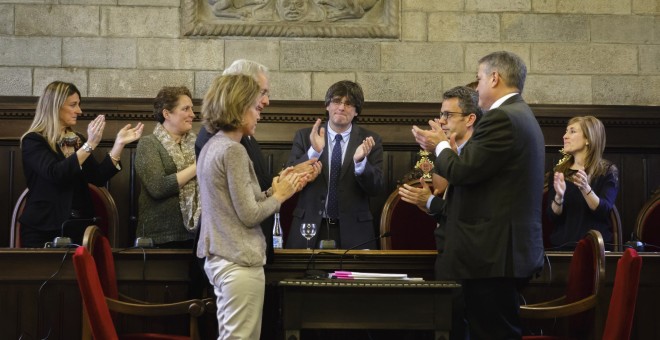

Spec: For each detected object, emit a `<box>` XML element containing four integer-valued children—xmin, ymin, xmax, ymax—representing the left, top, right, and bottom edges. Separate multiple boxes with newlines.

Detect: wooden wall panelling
<box><xmin>1</xmin><ymin>97</ymin><xmax>659</xmax><ymax>248</ymax></box>
<box><xmin>0</xmin><ymin>141</ymin><xmax>26</xmax><ymax>247</ymax></box>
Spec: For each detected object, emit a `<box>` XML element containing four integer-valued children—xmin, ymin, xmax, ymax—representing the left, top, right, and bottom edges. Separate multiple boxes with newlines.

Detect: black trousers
<box><xmin>462</xmin><ymin>277</ymin><xmax>525</xmax><ymax>340</ymax></box>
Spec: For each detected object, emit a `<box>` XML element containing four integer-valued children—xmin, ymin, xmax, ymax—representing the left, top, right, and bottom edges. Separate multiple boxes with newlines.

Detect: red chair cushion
<box><xmin>565</xmin><ymin>239</ymin><xmax>595</xmax><ymax>302</ymax></box>
<box><xmin>602</xmin><ymin>248</ymin><xmax>642</xmax><ymax>340</ymax></box>
<box><xmin>565</xmin><ymin>238</ymin><xmax>596</xmax><ymax>336</ymax></box>
<box><xmin>73</xmin><ymin>246</ymin><xmax>119</xmax><ymax>340</ymax></box>
<box><xmin>640</xmin><ymin>201</ymin><xmax>660</xmax><ymax>248</ymax></box>
<box><xmin>89</xmin><ymin>185</ymin><xmax>111</xmax><ymax>236</ymax></box>
<box><xmin>388</xmin><ymin>199</ymin><xmax>436</xmax><ymax>250</ymax></box>
<box><xmin>93</xmin><ymin>236</ymin><xmax>119</xmax><ymax>300</ymax></box>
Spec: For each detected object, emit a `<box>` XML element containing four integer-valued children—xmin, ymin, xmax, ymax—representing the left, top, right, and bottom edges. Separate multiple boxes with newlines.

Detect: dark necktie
<box><xmin>327</xmin><ymin>134</ymin><xmax>343</xmax><ymax>219</ymax></box>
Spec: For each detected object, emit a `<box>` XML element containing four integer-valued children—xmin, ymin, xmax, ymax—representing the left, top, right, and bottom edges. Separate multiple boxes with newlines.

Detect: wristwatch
<box><xmin>81</xmin><ymin>142</ymin><xmax>94</xmax><ymax>153</ymax></box>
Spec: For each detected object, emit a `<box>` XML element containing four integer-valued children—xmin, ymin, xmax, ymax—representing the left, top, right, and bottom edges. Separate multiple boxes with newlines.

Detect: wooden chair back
<box><xmin>379</xmin><ymin>179</ymin><xmax>437</xmax><ymax>250</ymax></box>
<box><xmin>634</xmin><ymin>190</ymin><xmax>660</xmax><ymax>250</ymax></box>
<box><xmin>9</xmin><ymin>188</ymin><xmax>29</xmax><ymax>248</ymax></box>
<box><xmin>521</xmin><ymin>230</ymin><xmax>606</xmax><ymax>339</ymax></box>
<box><xmin>78</xmin><ymin>226</ymin><xmax>204</xmax><ymax>340</ymax></box>
<box><xmin>87</xmin><ymin>184</ymin><xmax>119</xmax><ymax>246</ymax></box>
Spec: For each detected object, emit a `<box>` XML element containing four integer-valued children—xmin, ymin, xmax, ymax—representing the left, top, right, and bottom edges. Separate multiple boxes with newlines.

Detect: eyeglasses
<box><xmin>259</xmin><ymin>89</ymin><xmax>270</xmax><ymax>98</ymax></box>
<box><xmin>439</xmin><ymin>111</ymin><xmax>465</xmax><ymax>120</ymax></box>
<box><xmin>330</xmin><ymin>98</ymin><xmax>354</xmax><ymax>108</ymax></box>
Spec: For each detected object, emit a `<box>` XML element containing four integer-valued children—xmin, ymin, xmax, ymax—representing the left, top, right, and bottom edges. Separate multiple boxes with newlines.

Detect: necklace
<box><xmin>59</xmin><ymin>131</ymin><xmax>80</xmax><ymax>157</ymax></box>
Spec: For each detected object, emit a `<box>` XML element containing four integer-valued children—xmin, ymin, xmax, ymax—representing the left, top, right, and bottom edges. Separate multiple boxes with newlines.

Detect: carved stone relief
<box><xmin>183</xmin><ymin>0</ymin><xmax>399</xmax><ymax>38</ymax></box>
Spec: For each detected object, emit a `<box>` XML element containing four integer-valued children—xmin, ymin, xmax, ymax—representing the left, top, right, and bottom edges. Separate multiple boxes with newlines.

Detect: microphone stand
<box><xmin>134</xmin><ymin>223</ymin><xmax>154</xmax><ymax>248</ymax></box>
<box><xmin>53</xmin><ymin>217</ymin><xmax>99</xmax><ymax>248</ymax></box>
<box><xmin>338</xmin><ymin>232</ymin><xmax>391</xmax><ymax>270</ymax></box>
<box><xmin>318</xmin><ymin>197</ymin><xmax>336</xmax><ymax>249</ymax></box>
<box><xmin>134</xmin><ymin>207</ymin><xmax>154</xmax><ymax>248</ymax></box>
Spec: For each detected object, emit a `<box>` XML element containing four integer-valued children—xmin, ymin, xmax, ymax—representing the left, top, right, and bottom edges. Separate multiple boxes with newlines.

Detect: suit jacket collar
<box><xmin>490</xmin><ymin>93</ymin><xmax>521</xmax><ymax>110</ymax></box>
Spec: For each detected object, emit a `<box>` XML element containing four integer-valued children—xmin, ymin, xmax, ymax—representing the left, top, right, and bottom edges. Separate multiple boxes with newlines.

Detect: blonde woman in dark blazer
<box><xmin>20</xmin><ymin>81</ymin><xmax>143</xmax><ymax>247</ymax></box>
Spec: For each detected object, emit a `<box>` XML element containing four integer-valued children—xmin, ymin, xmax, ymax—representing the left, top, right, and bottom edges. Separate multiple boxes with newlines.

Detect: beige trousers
<box><xmin>204</xmin><ymin>255</ymin><xmax>265</xmax><ymax>340</ymax></box>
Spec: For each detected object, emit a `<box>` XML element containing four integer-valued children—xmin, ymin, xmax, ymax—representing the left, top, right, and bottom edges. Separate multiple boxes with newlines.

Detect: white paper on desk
<box><xmin>334</xmin><ymin>271</ymin><xmax>409</xmax><ymax>279</ymax></box>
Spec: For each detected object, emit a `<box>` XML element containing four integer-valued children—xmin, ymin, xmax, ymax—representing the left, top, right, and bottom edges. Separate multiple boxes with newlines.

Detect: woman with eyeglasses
<box><xmin>547</xmin><ymin>116</ymin><xmax>619</xmax><ymax>249</ymax></box>
<box><xmin>20</xmin><ymin>81</ymin><xmax>143</xmax><ymax>247</ymax></box>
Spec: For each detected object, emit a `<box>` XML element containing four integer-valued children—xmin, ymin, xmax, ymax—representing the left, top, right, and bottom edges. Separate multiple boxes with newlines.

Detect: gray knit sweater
<box><xmin>196</xmin><ymin>132</ymin><xmax>280</xmax><ymax>267</ymax></box>
<box><xmin>135</xmin><ymin>134</ymin><xmax>195</xmax><ymax>244</ymax></box>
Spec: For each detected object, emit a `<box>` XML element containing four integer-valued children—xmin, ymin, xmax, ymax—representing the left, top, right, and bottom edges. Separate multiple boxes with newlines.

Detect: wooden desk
<box><xmin>278</xmin><ymin>279</ymin><xmax>460</xmax><ymax>340</ymax></box>
<box><xmin>0</xmin><ymin>248</ymin><xmax>194</xmax><ymax>340</ymax></box>
<box><xmin>2</xmin><ymin>249</ymin><xmax>660</xmax><ymax>339</ymax></box>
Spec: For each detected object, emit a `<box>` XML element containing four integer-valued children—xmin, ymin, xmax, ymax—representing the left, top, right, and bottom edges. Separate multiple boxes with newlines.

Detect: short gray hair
<box><xmin>478</xmin><ymin>51</ymin><xmax>527</xmax><ymax>93</ymax></box>
<box><xmin>222</xmin><ymin>59</ymin><xmax>270</xmax><ymax>80</ymax></box>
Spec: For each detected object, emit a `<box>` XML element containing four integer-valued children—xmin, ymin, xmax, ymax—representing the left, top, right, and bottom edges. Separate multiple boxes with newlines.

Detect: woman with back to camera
<box><xmin>197</xmin><ymin>74</ymin><xmax>307</xmax><ymax>339</ymax></box>
<box><xmin>135</xmin><ymin>86</ymin><xmax>200</xmax><ymax>248</ymax></box>
<box><xmin>548</xmin><ymin>115</ymin><xmax>619</xmax><ymax>249</ymax></box>
<box><xmin>20</xmin><ymin>81</ymin><xmax>143</xmax><ymax>248</ymax></box>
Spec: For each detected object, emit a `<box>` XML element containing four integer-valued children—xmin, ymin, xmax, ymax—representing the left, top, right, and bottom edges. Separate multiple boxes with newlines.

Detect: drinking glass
<box><xmin>300</xmin><ymin>223</ymin><xmax>317</xmax><ymax>249</ymax></box>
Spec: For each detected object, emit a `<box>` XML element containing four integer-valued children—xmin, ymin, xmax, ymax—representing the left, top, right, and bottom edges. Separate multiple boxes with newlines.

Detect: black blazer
<box><xmin>285</xmin><ymin>123</ymin><xmax>384</xmax><ymax>249</ymax></box>
<box><xmin>435</xmin><ymin>95</ymin><xmax>545</xmax><ymax>280</ymax></box>
<box><xmin>20</xmin><ymin>132</ymin><xmax>119</xmax><ymax>231</ymax></box>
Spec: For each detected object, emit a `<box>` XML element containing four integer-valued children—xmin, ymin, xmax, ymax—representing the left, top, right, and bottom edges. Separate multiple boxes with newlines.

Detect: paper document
<box><xmin>331</xmin><ymin>271</ymin><xmax>412</xmax><ymax>280</ymax></box>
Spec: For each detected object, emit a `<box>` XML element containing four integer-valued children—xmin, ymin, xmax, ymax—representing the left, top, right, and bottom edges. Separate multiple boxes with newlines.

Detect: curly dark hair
<box><xmin>153</xmin><ymin>86</ymin><xmax>193</xmax><ymax>124</ymax></box>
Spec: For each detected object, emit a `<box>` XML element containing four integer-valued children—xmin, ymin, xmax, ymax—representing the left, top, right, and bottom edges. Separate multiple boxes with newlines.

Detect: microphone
<box><xmin>53</xmin><ymin>217</ymin><xmax>99</xmax><ymax>248</ymax></box>
<box><xmin>134</xmin><ymin>220</ymin><xmax>154</xmax><ymax>248</ymax></box>
<box><xmin>339</xmin><ymin>232</ymin><xmax>391</xmax><ymax>270</ymax></box>
<box><xmin>318</xmin><ymin>196</ymin><xmax>336</xmax><ymax>249</ymax></box>
<box><xmin>624</xmin><ymin>231</ymin><xmax>644</xmax><ymax>252</ymax></box>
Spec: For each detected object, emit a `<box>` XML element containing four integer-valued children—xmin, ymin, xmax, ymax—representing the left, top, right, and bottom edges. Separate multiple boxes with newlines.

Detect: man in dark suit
<box><xmin>399</xmin><ymin>85</ymin><xmax>482</xmax><ymax>251</ymax></box>
<box><xmin>285</xmin><ymin>80</ymin><xmax>384</xmax><ymax>249</ymax></box>
<box><xmin>413</xmin><ymin>51</ymin><xmax>545</xmax><ymax>339</ymax></box>
<box><xmin>195</xmin><ymin>59</ymin><xmax>319</xmax><ymax>259</ymax></box>
<box><xmin>399</xmin><ymin>85</ymin><xmax>482</xmax><ymax>340</ymax></box>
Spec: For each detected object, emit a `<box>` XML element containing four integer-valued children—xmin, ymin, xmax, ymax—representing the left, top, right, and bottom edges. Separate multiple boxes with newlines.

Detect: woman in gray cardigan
<box><xmin>197</xmin><ymin>74</ymin><xmax>306</xmax><ymax>340</ymax></box>
<box><xmin>135</xmin><ymin>86</ymin><xmax>200</xmax><ymax>248</ymax></box>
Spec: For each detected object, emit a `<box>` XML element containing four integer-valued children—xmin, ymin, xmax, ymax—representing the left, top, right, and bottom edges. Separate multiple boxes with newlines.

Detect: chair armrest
<box><xmin>117</xmin><ymin>292</ymin><xmax>211</xmax><ymax>313</ymax></box>
<box><xmin>106</xmin><ymin>297</ymin><xmax>205</xmax><ymax>317</ymax></box>
<box><xmin>522</xmin><ymin>295</ymin><xmax>567</xmax><ymax>308</ymax></box>
<box><xmin>202</xmin><ymin>298</ymin><xmax>216</xmax><ymax>313</ymax></box>
<box><xmin>520</xmin><ymin>295</ymin><xmax>598</xmax><ymax>319</ymax></box>
<box><xmin>118</xmin><ymin>292</ymin><xmax>150</xmax><ymax>304</ymax></box>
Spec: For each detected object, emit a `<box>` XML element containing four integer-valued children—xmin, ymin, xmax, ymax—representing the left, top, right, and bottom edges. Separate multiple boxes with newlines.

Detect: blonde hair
<box><xmin>21</xmin><ymin>81</ymin><xmax>81</xmax><ymax>152</ymax></box>
<box><xmin>555</xmin><ymin>116</ymin><xmax>609</xmax><ymax>180</ymax></box>
<box><xmin>202</xmin><ymin>74</ymin><xmax>260</xmax><ymax>134</ymax></box>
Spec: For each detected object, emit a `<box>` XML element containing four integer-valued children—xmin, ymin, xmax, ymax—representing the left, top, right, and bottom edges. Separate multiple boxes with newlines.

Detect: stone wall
<box><xmin>0</xmin><ymin>0</ymin><xmax>659</xmax><ymax>105</ymax></box>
